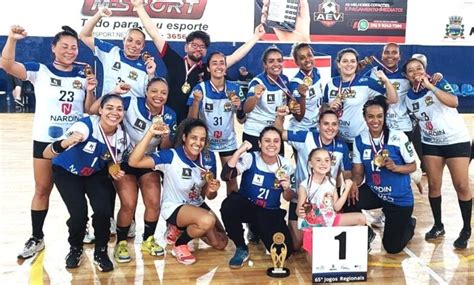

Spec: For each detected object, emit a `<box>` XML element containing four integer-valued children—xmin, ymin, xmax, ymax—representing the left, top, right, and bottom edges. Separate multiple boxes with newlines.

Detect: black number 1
<box><xmin>334</xmin><ymin>231</ymin><xmax>347</xmax><ymax>260</ymax></box>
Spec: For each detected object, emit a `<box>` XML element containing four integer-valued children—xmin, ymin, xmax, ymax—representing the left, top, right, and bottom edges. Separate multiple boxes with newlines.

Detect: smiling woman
<box><xmin>0</xmin><ymin>24</ymin><xmax>97</xmax><ymax>261</ymax></box>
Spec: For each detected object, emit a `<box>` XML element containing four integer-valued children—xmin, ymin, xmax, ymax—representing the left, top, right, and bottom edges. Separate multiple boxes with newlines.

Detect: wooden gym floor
<box><xmin>0</xmin><ymin>113</ymin><xmax>473</xmax><ymax>285</ymax></box>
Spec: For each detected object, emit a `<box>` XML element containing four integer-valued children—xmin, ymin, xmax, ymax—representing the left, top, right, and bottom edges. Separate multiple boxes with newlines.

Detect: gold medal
<box><xmin>273</xmin><ymin>179</ymin><xmax>280</xmax><ymax>189</ymax></box>
<box><xmin>381</xmin><ymin>149</ymin><xmax>390</xmax><ymax>158</ymax></box>
<box><xmin>181</xmin><ymin>82</ymin><xmax>191</xmax><ymax>94</ymax></box>
<box><xmin>374</xmin><ymin>154</ymin><xmax>383</xmax><ymax>167</ymax></box>
<box><xmin>141</xmin><ymin>51</ymin><xmax>151</xmax><ymax>62</ymax></box>
<box><xmin>303</xmin><ymin>76</ymin><xmax>313</xmax><ymax>86</ymax></box>
<box><xmin>227</xmin><ymin>90</ymin><xmax>237</xmax><ymax>100</ymax></box>
<box><xmin>84</xmin><ymin>64</ymin><xmax>94</xmax><ymax>76</ymax></box>
<box><xmin>152</xmin><ymin>114</ymin><xmax>164</xmax><ymax>125</ymax></box>
<box><xmin>202</xmin><ymin>170</ymin><xmax>214</xmax><ymax>183</ymax></box>
<box><xmin>108</xmin><ymin>162</ymin><xmax>121</xmax><ymax>176</ymax></box>
<box><xmin>303</xmin><ymin>201</ymin><xmax>312</xmax><ymax>214</ymax></box>
<box><xmin>288</xmin><ymin>100</ymin><xmax>300</xmax><ymax>114</ymax></box>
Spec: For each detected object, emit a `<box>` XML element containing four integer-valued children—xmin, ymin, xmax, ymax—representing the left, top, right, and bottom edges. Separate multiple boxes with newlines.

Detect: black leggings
<box><xmin>220</xmin><ymin>192</ymin><xmax>293</xmax><ymax>257</ymax></box>
<box><xmin>351</xmin><ymin>184</ymin><xmax>414</xmax><ymax>254</ymax></box>
<box><xmin>53</xmin><ymin>166</ymin><xmax>114</xmax><ymax>248</ymax></box>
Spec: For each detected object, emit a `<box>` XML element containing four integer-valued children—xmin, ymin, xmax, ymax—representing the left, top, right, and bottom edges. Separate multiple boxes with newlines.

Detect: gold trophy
<box><xmin>267</xmin><ymin>232</ymin><xmax>290</xmax><ymax>278</ymax></box>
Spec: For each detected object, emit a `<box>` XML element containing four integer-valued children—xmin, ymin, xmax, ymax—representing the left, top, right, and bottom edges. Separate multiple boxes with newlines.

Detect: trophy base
<box><xmin>266</xmin><ymin>267</ymin><xmax>290</xmax><ymax>278</ymax></box>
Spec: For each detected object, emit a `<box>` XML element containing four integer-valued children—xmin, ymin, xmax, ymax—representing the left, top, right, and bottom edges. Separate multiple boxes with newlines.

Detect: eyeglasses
<box><xmin>189</xmin><ymin>42</ymin><xmax>207</xmax><ymax>50</ymax></box>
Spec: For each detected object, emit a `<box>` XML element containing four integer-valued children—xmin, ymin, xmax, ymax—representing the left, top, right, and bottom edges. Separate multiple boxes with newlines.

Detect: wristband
<box><xmin>51</xmin><ymin>140</ymin><xmax>66</xmax><ymax>154</ymax></box>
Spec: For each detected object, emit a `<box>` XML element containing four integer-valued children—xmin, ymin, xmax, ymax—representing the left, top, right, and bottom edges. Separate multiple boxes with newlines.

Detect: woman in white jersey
<box><xmin>187</xmin><ymin>52</ymin><xmax>242</xmax><ymax>195</ymax></box>
<box><xmin>1</xmin><ymin>25</ymin><xmax>96</xmax><ymax>259</ymax></box>
<box><xmin>80</xmin><ymin>6</ymin><xmax>157</xmax><ymax>98</ymax></box>
<box><xmin>403</xmin><ymin>58</ymin><xmax>472</xmax><ymax>249</ymax></box>
<box><xmin>243</xmin><ymin>46</ymin><xmax>295</xmax><ymax>154</ymax></box>
<box><xmin>323</xmin><ymin>48</ymin><xmax>398</xmax><ymax>149</ymax></box>
<box><xmin>288</xmin><ymin>42</ymin><xmax>324</xmax><ymax>132</ymax></box>
<box><xmin>90</xmin><ymin>78</ymin><xmax>177</xmax><ymax>263</ymax></box>
<box><xmin>128</xmin><ymin>118</ymin><xmax>228</xmax><ymax>265</ymax></box>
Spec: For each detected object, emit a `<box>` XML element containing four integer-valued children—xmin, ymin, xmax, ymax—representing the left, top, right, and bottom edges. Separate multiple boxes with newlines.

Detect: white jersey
<box><xmin>244</xmin><ymin>73</ymin><xmax>289</xmax><ymax>136</ymax></box>
<box><xmin>299</xmin><ymin>177</ymin><xmax>337</xmax><ymax>227</ymax></box>
<box><xmin>25</xmin><ymin>62</ymin><xmax>87</xmax><ymax>142</ymax></box>
<box><xmin>405</xmin><ymin>79</ymin><xmax>470</xmax><ymax>145</ymax></box>
<box><xmin>151</xmin><ymin>147</ymin><xmax>217</xmax><ymax>220</ymax></box>
<box><xmin>323</xmin><ymin>74</ymin><xmax>386</xmax><ymax>142</ymax></box>
<box><xmin>95</xmin><ymin>39</ymin><xmax>150</xmax><ymax>98</ymax></box>
<box><xmin>122</xmin><ymin>96</ymin><xmax>177</xmax><ymax>153</ymax></box>
<box><xmin>187</xmin><ymin>80</ymin><xmax>240</xmax><ymax>152</ymax></box>
<box><xmin>368</xmin><ymin>67</ymin><xmax>412</xmax><ymax>131</ymax></box>
<box><xmin>288</xmin><ymin>69</ymin><xmax>324</xmax><ymax>131</ymax></box>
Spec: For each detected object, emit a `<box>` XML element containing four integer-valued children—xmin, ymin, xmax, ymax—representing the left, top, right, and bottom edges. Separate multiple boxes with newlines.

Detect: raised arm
<box><xmin>221</xmin><ymin>141</ymin><xmax>251</xmax><ymax>181</ymax></box>
<box><xmin>1</xmin><ymin>26</ymin><xmax>28</xmax><ymax>80</ymax></box>
<box><xmin>226</xmin><ymin>24</ymin><xmax>265</xmax><ymax>68</ymax></box>
<box><xmin>374</xmin><ymin>70</ymin><xmax>398</xmax><ymax>104</ymax></box>
<box><xmin>273</xmin><ymin>106</ymin><xmax>289</xmax><ymax>141</ymax></box>
<box><xmin>132</xmin><ymin>0</ymin><xmax>166</xmax><ymax>53</ymax></box>
<box><xmin>128</xmin><ymin>123</ymin><xmax>167</xmax><ymax>169</ymax></box>
<box><xmin>79</xmin><ymin>7</ymin><xmax>112</xmax><ymax>50</ymax></box>
<box><xmin>424</xmin><ymin>77</ymin><xmax>459</xmax><ymax>108</ymax></box>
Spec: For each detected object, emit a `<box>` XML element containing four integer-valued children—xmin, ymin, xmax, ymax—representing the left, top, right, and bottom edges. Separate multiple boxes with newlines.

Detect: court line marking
<box><xmin>403</xmin><ymin>247</ymin><xmax>447</xmax><ymax>285</ymax></box>
<box><xmin>29</xmin><ymin>250</ymin><xmax>44</xmax><ymax>285</ymax></box>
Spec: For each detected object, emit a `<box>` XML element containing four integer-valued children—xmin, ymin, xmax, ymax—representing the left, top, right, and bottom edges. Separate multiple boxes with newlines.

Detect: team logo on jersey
<box><xmin>182</xmin><ymin>168</ymin><xmax>192</xmax><ymax>179</ymax></box>
<box><xmin>101</xmin><ymin>150</ymin><xmax>112</xmax><ymax>160</ymax></box>
<box><xmin>412</xmin><ymin>102</ymin><xmax>420</xmax><ymax>112</ymax></box>
<box><xmin>213</xmin><ymin>131</ymin><xmax>222</xmax><ymax>139</ymax></box>
<box><xmin>112</xmin><ymin>62</ymin><xmax>121</xmax><ymax>70</ymax></box>
<box><xmin>204</xmin><ymin>103</ymin><xmax>214</xmax><ymax>112</ymax></box>
<box><xmin>50</xmin><ymin>78</ymin><xmax>61</xmax><ymax>86</ymax></box>
<box><xmin>424</xmin><ymin>96</ymin><xmax>434</xmax><ymax>106</ymax></box>
<box><xmin>404</xmin><ymin>141</ymin><xmax>414</xmax><ymax>157</ymax></box>
<box><xmin>425</xmin><ymin>121</ymin><xmax>434</xmax><ymax>131</ymax></box>
<box><xmin>363</xmin><ymin>149</ymin><xmax>371</xmax><ymax>160</ymax></box>
<box><xmin>164</xmin><ymin>113</ymin><xmax>172</xmax><ymax>120</ymax></box>
<box><xmin>82</xmin><ymin>141</ymin><xmax>97</xmax><ymax>154</ymax></box>
<box><xmin>252</xmin><ymin>174</ymin><xmax>264</xmax><ymax>186</ymax></box>
<box><xmin>309</xmin><ymin>87</ymin><xmax>316</xmax><ymax>97</ymax></box>
<box><xmin>61</xmin><ymin>103</ymin><xmax>72</xmax><ymax>115</ymax></box>
<box><xmin>128</xmin><ymin>71</ymin><xmax>138</xmax><ymax>81</ymax></box>
<box><xmin>392</xmin><ymin>82</ymin><xmax>400</xmax><ymax>90</ymax></box>
<box><xmin>267</xmin><ymin>93</ymin><xmax>275</xmax><ymax>104</ymax></box>
<box><xmin>133</xmin><ymin>118</ymin><xmax>147</xmax><ymax>132</ymax></box>
<box><xmin>72</xmin><ymin>80</ymin><xmax>83</xmax><ymax>89</ymax></box>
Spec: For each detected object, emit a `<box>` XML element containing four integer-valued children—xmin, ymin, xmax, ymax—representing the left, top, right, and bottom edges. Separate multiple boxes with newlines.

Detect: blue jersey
<box><xmin>323</xmin><ymin>74</ymin><xmax>385</xmax><ymax>142</ymax></box>
<box><xmin>353</xmin><ymin>130</ymin><xmax>415</xmax><ymax>206</ymax></box>
<box><xmin>288</xmin><ymin>68</ymin><xmax>324</xmax><ymax>131</ymax></box>
<box><xmin>187</xmin><ymin>80</ymin><xmax>241</xmax><ymax>151</ymax></box>
<box><xmin>94</xmin><ymin>39</ymin><xmax>153</xmax><ymax>98</ymax></box>
<box><xmin>287</xmin><ymin>130</ymin><xmax>351</xmax><ymax>190</ymax></box>
<box><xmin>243</xmin><ymin>73</ymin><xmax>290</xmax><ymax>136</ymax></box>
<box><xmin>122</xmin><ymin>96</ymin><xmax>177</xmax><ymax>153</ymax></box>
<box><xmin>237</xmin><ymin>152</ymin><xmax>294</xmax><ymax>209</ymax></box>
<box><xmin>52</xmin><ymin>115</ymin><xmax>130</xmax><ymax>176</ymax></box>
<box><xmin>151</xmin><ymin>147</ymin><xmax>217</xmax><ymax>220</ymax></box>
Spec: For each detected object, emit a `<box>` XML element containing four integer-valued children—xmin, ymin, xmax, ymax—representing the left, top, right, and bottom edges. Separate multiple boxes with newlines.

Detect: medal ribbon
<box><xmin>414</xmin><ymin>74</ymin><xmax>432</xmax><ymax>92</ymax></box>
<box><xmin>368</xmin><ymin>132</ymin><xmax>385</xmax><ymax>159</ymax></box>
<box><xmin>306</xmin><ymin>175</ymin><xmax>326</xmax><ymax>204</ymax></box>
<box><xmin>371</xmin><ymin>57</ymin><xmax>395</xmax><ymax>74</ymax></box>
<box><xmin>99</xmin><ymin>124</ymin><xmax>118</xmax><ymax>164</ymax></box>
<box><xmin>145</xmin><ymin>102</ymin><xmax>164</xmax><ymax>121</ymax></box>
<box><xmin>300</xmin><ymin>69</ymin><xmax>313</xmax><ymax>81</ymax></box>
<box><xmin>209</xmin><ymin>80</ymin><xmax>227</xmax><ymax>95</ymax></box>
<box><xmin>182</xmin><ymin>146</ymin><xmax>208</xmax><ymax>172</ymax></box>
<box><xmin>267</xmin><ymin>75</ymin><xmax>293</xmax><ymax>100</ymax></box>
<box><xmin>337</xmin><ymin>74</ymin><xmax>355</xmax><ymax>99</ymax></box>
<box><xmin>183</xmin><ymin>56</ymin><xmax>200</xmax><ymax>84</ymax></box>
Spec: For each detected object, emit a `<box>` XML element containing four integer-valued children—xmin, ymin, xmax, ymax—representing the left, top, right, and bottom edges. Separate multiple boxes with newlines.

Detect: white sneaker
<box><xmin>83</xmin><ymin>223</ymin><xmax>95</xmax><ymax>244</ymax></box>
<box><xmin>18</xmin><ymin>236</ymin><xmax>45</xmax><ymax>259</ymax></box>
<box><xmin>371</xmin><ymin>214</ymin><xmax>386</xmax><ymax>229</ymax></box>
<box><xmin>110</xmin><ymin>218</ymin><xmax>117</xmax><ymax>236</ymax></box>
<box><xmin>127</xmin><ymin>220</ymin><xmax>136</xmax><ymax>238</ymax></box>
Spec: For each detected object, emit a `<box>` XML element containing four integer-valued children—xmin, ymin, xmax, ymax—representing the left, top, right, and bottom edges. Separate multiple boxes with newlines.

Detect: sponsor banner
<box><xmin>255</xmin><ymin>0</ymin><xmax>407</xmax><ymax>43</ymax></box>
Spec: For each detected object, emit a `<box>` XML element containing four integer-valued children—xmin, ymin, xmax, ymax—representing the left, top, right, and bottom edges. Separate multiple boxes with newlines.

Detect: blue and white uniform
<box><xmin>353</xmin><ymin>129</ymin><xmax>415</xmax><ymax>206</ymax></box>
<box><xmin>94</xmin><ymin>39</ymin><xmax>151</xmax><ymax>98</ymax></box>
<box><xmin>368</xmin><ymin>67</ymin><xmax>412</xmax><ymax>132</ymax></box>
<box><xmin>288</xmin><ymin>69</ymin><xmax>324</xmax><ymax>131</ymax></box>
<box><xmin>53</xmin><ymin>115</ymin><xmax>130</xmax><ymax>176</ymax></box>
<box><xmin>25</xmin><ymin>62</ymin><xmax>87</xmax><ymax>142</ymax></box>
<box><xmin>236</xmin><ymin>152</ymin><xmax>294</xmax><ymax>209</ymax></box>
<box><xmin>187</xmin><ymin>80</ymin><xmax>241</xmax><ymax>152</ymax></box>
<box><xmin>287</xmin><ymin>130</ymin><xmax>351</xmax><ymax>195</ymax></box>
<box><xmin>243</xmin><ymin>73</ymin><xmax>289</xmax><ymax>136</ymax></box>
<box><xmin>122</xmin><ymin>96</ymin><xmax>177</xmax><ymax>153</ymax></box>
<box><xmin>150</xmin><ymin>147</ymin><xmax>217</xmax><ymax>220</ymax></box>
<box><xmin>323</xmin><ymin>74</ymin><xmax>386</xmax><ymax>142</ymax></box>
<box><xmin>405</xmin><ymin>79</ymin><xmax>470</xmax><ymax>145</ymax></box>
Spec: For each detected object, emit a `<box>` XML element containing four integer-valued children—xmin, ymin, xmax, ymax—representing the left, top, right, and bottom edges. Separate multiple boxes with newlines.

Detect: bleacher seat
<box><xmin>461</xmin><ymin>84</ymin><xmax>474</xmax><ymax>96</ymax></box>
